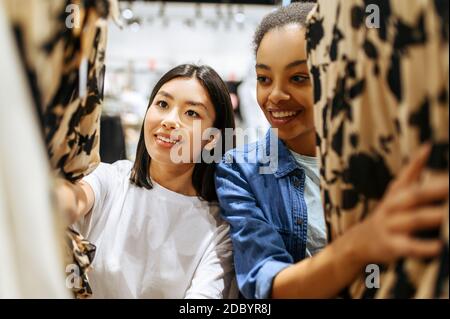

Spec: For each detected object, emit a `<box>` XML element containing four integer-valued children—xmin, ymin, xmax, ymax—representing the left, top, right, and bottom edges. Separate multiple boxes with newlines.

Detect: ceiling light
<box><xmin>122</xmin><ymin>8</ymin><xmax>133</xmax><ymax>20</ymax></box>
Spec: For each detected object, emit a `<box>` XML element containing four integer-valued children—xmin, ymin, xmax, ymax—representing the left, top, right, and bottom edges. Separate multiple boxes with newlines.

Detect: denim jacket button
<box><xmin>293</xmin><ymin>179</ymin><xmax>301</xmax><ymax>188</ymax></box>
<box><xmin>295</xmin><ymin>218</ymin><xmax>303</xmax><ymax>225</ymax></box>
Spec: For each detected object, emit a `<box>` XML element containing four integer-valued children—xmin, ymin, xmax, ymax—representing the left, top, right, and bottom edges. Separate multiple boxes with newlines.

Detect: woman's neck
<box><xmin>149</xmin><ymin>161</ymin><xmax>197</xmax><ymax>196</ymax></box>
<box><xmin>284</xmin><ymin>128</ymin><xmax>317</xmax><ymax>157</ymax></box>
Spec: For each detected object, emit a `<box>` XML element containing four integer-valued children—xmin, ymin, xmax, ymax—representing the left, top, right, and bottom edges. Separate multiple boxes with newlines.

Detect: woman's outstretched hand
<box><xmin>353</xmin><ymin>144</ymin><xmax>448</xmax><ymax>264</ymax></box>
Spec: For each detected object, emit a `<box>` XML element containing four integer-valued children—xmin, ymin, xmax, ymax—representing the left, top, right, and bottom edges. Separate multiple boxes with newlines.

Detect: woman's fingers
<box><xmin>392</xmin><ymin>236</ymin><xmax>443</xmax><ymax>259</ymax></box>
<box><xmin>388</xmin><ymin>206</ymin><xmax>446</xmax><ymax>233</ymax></box>
<box><xmin>385</xmin><ymin>174</ymin><xmax>449</xmax><ymax>212</ymax></box>
<box><xmin>387</xmin><ymin>205</ymin><xmax>445</xmax><ymax>259</ymax></box>
<box><xmin>388</xmin><ymin>143</ymin><xmax>431</xmax><ymax>192</ymax></box>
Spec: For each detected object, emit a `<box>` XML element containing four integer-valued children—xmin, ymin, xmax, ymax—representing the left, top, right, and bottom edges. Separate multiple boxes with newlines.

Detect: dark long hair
<box><xmin>130</xmin><ymin>64</ymin><xmax>236</xmax><ymax>202</ymax></box>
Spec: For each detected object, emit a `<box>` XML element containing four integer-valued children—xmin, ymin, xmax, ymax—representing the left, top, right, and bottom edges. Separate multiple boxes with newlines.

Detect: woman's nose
<box><xmin>161</xmin><ymin>110</ymin><xmax>180</xmax><ymax>130</ymax></box>
<box><xmin>268</xmin><ymin>84</ymin><xmax>290</xmax><ymax>105</ymax></box>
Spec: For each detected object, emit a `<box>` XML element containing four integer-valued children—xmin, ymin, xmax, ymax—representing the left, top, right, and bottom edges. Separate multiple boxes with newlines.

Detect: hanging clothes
<box><xmin>0</xmin><ymin>1</ymin><xmax>70</xmax><ymax>298</ymax></box>
<box><xmin>4</xmin><ymin>0</ymin><xmax>116</xmax><ymax>181</ymax></box>
<box><xmin>306</xmin><ymin>0</ymin><xmax>448</xmax><ymax>298</ymax></box>
<box><xmin>3</xmin><ymin>0</ymin><xmax>120</xmax><ymax>298</ymax></box>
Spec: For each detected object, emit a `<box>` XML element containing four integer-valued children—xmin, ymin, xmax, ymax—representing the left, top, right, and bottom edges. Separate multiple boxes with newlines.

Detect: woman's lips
<box><xmin>267</xmin><ymin>109</ymin><xmax>303</xmax><ymax>126</ymax></box>
<box><xmin>154</xmin><ymin>133</ymin><xmax>181</xmax><ymax>149</ymax></box>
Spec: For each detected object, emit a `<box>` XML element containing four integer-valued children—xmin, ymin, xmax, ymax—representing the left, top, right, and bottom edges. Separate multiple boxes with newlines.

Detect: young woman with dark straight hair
<box><xmin>59</xmin><ymin>64</ymin><xmax>237</xmax><ymax>298</ymax></box>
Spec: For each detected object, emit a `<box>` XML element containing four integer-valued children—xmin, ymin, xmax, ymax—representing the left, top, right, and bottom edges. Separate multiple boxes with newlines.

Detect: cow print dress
<box><xmin>306</xmin><ymin>0</ymin><xmax>448</xmax><ymax>298</ymax></box>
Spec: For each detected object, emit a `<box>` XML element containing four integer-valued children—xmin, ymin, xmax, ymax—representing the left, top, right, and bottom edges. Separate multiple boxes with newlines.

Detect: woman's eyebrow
<box><xmin>285</xmin><ymin>60</ymin><xmax>307</xmax><ymax>69</ymax></box>
<box><xmin>157</xmin><ymin>91</ymin><xmax>207</xmax><ymax>111</ymax></box>
<box><xmin>255</xmin><ymin>63</ymin><xmax>270</xmax><ymax>70</ymax></box>
<box><xmin>157</xmin><ymin>91</ymin><xmax>174</xmax><ymax>99</ymax></box>
<box><xmin>256</xmin><ymin>60</ymin><xmax>307</xmax><ymax>71</ymax></box>
<box><xmin>186</xmin><ymin>101</ymin><xmax>207</xmax><ymax>109</ymax></box>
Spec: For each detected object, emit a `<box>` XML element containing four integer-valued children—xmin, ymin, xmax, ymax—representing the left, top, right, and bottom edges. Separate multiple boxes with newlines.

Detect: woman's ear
<box><xmin>204</xmin><ymin>131</ymin><xmax>221</xmax><ymax>151</ymax></box>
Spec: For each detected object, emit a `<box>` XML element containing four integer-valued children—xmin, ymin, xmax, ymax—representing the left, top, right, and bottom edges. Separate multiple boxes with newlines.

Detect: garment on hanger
<box><xmin>65</xmin><ymin>228</ymin><xmax>97</xmax><ymax>298</ymax></box>
<box><xmin>0</xmin><ymin>1</ymin><xmax>70</xmax><ymax>298</ymax></box>
<box><xmin>4</xmin><ymin>0</ymin><xmax>120</xmax><ymax>298</ymax></box>
<box><xmin>4</xmin><ymin>0</ymin><xmax>119</xmax><ymax>181</ymax></box>
<box><xmin>306</xmin><ymin>0</ymin><xmax>448</xmax><ymax>298</ymax></box>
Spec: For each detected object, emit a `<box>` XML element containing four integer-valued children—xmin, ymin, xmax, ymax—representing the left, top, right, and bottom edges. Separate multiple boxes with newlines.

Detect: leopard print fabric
<box><xmin>306</xmin><ymin>0</ymin><xmax>448</xmax><ymax>298</ymax></box>
<box><xmin>5</xmin><ymin>0</ymin><xmax>111</xmax><ymax>181</ymax></box>
<box><xmin>66</xmin><ymin>228</ymin><xmax>97</xmax><ymax>298</ymax></box>
<box><xmin>5</xmin><ymin>0</ymin><xmax>117</xmax><ymax>298</ymax></box>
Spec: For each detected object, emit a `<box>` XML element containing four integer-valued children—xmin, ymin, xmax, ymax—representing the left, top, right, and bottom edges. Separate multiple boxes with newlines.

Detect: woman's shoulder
<box><xmin>217</xmin><ymin>134</ymin><xmax>279</xmax><ymax>178</ymax></box>
<box><xmin>110</xmin><ymin>159</ymin><xmax>134</xmax><ymax>175</ymax></box>
<box><xmin>88</xmin><ymin>160</ymin><xmax>133</xmax><ymax>182</ymax></box>
<box><xmin>199</xmin><ymin>203</ymin><xmax>231</xmax><ymax>233</ymax></box>
<box><xmin>221</xmin><ymin>137</ymin><xmax>262</xmax><ymax>163</ymax></box>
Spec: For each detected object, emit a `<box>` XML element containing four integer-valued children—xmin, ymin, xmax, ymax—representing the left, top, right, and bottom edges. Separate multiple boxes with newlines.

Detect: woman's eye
<box><xmin>186</xmin><ymin>110</ymin><xmax>200</xmax><ymax>118</ymax></box>
<box><xmin>157</xmin><ymin>100</ymin><xmax>168</xmax><ymax>108</ymax></box>
<box><xmin>256</xmin><ymin>76</ymin><xmax>271</xmax><ymax>85</ymax></box>
<box><xmin>291</xmin><ymin>75</ymin><xmax>309</xmax><ymax>84</ymax></box>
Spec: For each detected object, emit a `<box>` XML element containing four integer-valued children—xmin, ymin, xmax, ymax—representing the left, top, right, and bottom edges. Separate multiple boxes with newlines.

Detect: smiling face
<box><xmin>144</xmin><ymin>77</ymin><xmax>216</xmax><ymax>165</ymax></box>
<box><xmin>255</xmin><ymin>24</ymin><xmax>315</xmax><ymax>151</ymax></box>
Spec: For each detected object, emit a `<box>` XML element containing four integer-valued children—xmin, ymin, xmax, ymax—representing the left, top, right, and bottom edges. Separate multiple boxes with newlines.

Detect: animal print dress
<box><xmin>4</xmin><ymin>0</ymin><xmax>119</xmax><ymax>298</ymax></box>
<box><xmin>306</xmin><ymin>0</ymin><xmax>448</xmax><ymax>298</ymax></box>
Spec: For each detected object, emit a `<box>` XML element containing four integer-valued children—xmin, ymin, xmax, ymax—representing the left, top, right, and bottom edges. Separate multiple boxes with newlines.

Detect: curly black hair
<box><xmin>253</xmin><ymin>1</ymin><xmax>317</xmax><ymax>55</ymax></box>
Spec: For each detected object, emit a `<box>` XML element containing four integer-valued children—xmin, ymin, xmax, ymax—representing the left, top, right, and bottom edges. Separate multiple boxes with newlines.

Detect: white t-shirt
<box><xmin>289</xmin><ymin>151</ymin><xmax>328</xmax><ymax>257</ymax></box>
<box><xmin>74</xmin><ymin>160</ymin><xmax>237</xmax><ymax>299</ymax></box>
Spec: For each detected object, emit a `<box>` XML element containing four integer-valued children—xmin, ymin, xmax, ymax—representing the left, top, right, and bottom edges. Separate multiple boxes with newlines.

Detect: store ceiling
<box><xmin>108</xmin><ymin>1</ymin><xmax>276</xmax><ymax>79</ymax></box>
<box><xmin>121</xmin><ymin>0</ymin><xmax>282</xmax><ymax>5</ymax></box>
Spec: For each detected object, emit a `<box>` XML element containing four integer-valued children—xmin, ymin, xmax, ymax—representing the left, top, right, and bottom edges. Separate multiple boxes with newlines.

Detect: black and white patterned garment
<box><xmin>4</xmin><ymin>0</ymin><xmax>119</xmax><ymax>298</ymax></box>
<box><xmin>4</xmin><ymin>0</ymin><xmax>113</xmax><ymax>181</ymax></box>
<box><xmin>306</xmin><ymin>0</ymin><xmax>448</xmax><ymax>298</ymax></box>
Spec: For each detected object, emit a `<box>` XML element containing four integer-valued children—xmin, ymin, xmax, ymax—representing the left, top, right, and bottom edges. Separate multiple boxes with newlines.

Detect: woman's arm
<box><xmin>272</xmin><ymin>144</ymin><xmax>448</xmax><ymax>298</ymax></box>
<box><xmin>184</xmin><ymin>223</ymin><xmax>238</xmax><ymax>299</ymax></box>
<box><xmin>55</xmin><ymin>179</ymin><xmax>95</xmax><ymax>224</ymax></box>
<box><xmin>217</xmin><ymin>145</ymin><xmax>447</xmax><ymax>299</ymax></box>
<box><xmin>215</xmin><ymin>154</ymin><xmax>302</xmax><ymax>299</ymax></box>
<box><xmin>272</xmin><ymin>224</ymin><xmax>363</xmax><ymax>298</ymax></box>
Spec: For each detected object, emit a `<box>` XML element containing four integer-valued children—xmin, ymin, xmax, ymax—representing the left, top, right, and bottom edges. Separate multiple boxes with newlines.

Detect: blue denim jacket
<box><xmin>215</xmin><ymin>129</ymin><xmax>309</xmax><ymax>299</ymax></box>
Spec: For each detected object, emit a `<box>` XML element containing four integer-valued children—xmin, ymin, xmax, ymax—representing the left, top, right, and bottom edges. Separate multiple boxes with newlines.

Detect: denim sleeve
<box><xmin>215</xmin><ymin>158</ymin><xmax>293</xmax><ymax>299</ymax></box>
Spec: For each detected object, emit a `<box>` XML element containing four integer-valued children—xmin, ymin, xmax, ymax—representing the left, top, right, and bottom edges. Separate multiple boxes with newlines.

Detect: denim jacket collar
<box><xmin>264</xmin><ymin>129</ymin><xmax>299</xmax><ymax>179</ymax></box>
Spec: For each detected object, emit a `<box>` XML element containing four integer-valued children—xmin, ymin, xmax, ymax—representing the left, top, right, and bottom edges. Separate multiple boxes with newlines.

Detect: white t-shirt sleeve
<box><xmin>184</xmin><ymin>221</ymin><xmax>239</xmax><ymax>299</ymax></box>
<box><xmin>75</xmin><ymin>162</ymin><xmax>116</xmax><ymax>238</ymax></box>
